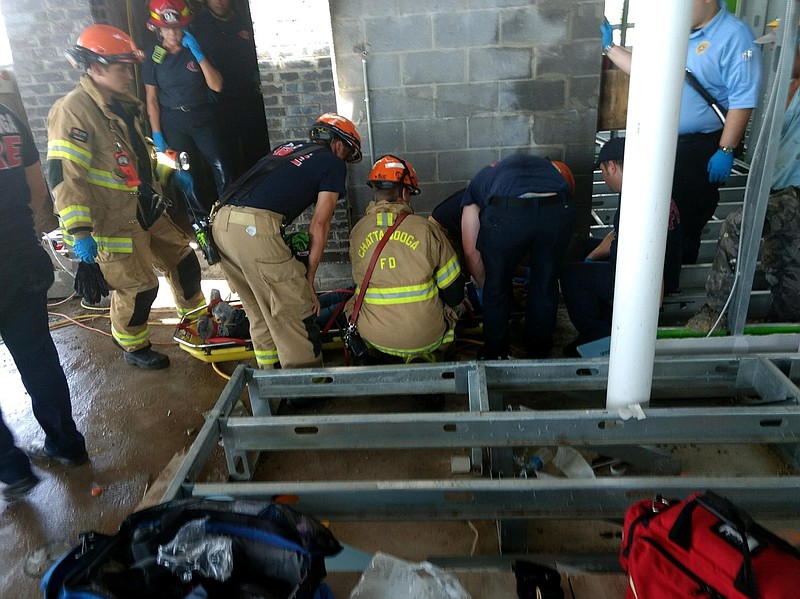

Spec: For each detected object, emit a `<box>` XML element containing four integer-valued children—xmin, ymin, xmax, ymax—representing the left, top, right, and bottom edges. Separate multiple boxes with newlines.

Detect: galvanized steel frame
<box><xmin>163</xmin><ymin>355</ymin><xmax>800</xmax><ymax>525</ymax></box>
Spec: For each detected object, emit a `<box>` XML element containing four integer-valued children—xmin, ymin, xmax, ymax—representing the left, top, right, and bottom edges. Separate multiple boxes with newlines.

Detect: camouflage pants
<box><xmin>706</xmin><ymin>187</ymin><xmax>800</xmax><ymax>321</ymax></box>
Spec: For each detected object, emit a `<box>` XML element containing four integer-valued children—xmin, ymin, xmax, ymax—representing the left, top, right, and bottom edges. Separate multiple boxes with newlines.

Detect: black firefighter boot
<box><xmin>123</xmin><ymin>343</ymin><xmax>170</xmax><ymax>370</ymax></box>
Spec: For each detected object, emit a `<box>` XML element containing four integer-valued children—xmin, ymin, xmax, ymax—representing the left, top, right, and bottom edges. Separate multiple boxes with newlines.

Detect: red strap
<box><xmin>349</xmin><ymin>211</ymin><xmax>409</xmax><ymax>326</ymax></box>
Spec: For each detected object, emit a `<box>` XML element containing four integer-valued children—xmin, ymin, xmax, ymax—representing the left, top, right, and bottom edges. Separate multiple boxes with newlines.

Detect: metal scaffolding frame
<box><xmin>163</xmin><ymin>354</ymin><xmax>800</xmax><ymax>566</ymax></box>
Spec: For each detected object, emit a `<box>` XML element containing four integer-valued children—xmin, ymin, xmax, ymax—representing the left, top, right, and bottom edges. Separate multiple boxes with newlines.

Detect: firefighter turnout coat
<box><xmin>346</xmin><ymin>200</ymin><xmax>463</xmax><ymax>358</ymax></box>
<box><xmin>46</xmin><ymin>74</ymin><xmax>204</xmax><ymax>351</ymax></box>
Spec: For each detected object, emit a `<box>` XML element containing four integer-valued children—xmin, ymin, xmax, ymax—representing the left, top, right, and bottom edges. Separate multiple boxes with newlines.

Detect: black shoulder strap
<box><xmin>219</xmin><ymin>142</ymin><xmax>324</xmax><ymax>206</ymax></box>
<box><xmin>685</xmin><ymin>69</ymin><xmax>727</xmax><ymax>125</ymax></box>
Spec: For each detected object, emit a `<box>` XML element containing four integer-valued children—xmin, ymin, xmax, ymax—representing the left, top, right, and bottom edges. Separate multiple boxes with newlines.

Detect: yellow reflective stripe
<box><xmin>356</xmin><ymin>280</ymin><xmax>437</xmax><ymax>305</ymax></box>
<box><xmin>367</xmin><ymin>329</ymin><xmax>452</xmax><ymax>358</ymax></box>
<box><xmin>376</xmin><ymin>212</ymin><xmax>395</xmax><ymax>227</ymax></box>
<box><xmin>60</xmin><ymin>232</ymin><xmax>133</xmax><ymax>253</ymax></box>
<box><xmin>87</xmin><ymin>168</ymin><xmax>134</xmax><ymax>191</ymax></box>
<box><xmin>176</xmin><ymin>299</ymin><xmax>208</xmax><ymax>319</ymax></box>
<box><xmin>95</xmin><ymin>236</ymin><xmax>133</xmax><ymax>253</ymax></box>
<box><xmin>59</xmin><ymin>205</ymin><xmax>93</xmax><ymax>230</ymax></box>
<box><xmin>47</xmin><ymin>140</ymin><xmax>92</xmax><ymax>169</ymax></box>
<box><xmin>436</xmin><ymin>255</ymin><xmax>461</xmax><ymax>289</ymax></box>
<box><xmin>254</xmin><ymin>349</ymin><xmax>279</xmax><ymax>367</ymax></box>
<box><xmin>111</xmin><ymin>326</ymin><xmax>149</xmax><ymax>348</ymax></box>
<box><xmin>442</xmin><ymin>328</ymin><xmax>455</xmax><ymax>345</ymax></box>
<box><xmin>155</xmin><ymin>162</ymin><xmax>172</xmax><ymax>183</ymax></box>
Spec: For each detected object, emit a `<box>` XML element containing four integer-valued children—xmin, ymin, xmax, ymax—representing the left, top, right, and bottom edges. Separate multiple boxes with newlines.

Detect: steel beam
<box><xmin>219</xmin><ymin>406</ymin><xmax>800</xmax><ymax>451</ymax></box>
<box><xmin>183</xmin><ymin>477</ymin><xmax>800</xmax><ymax>520</ymax></box>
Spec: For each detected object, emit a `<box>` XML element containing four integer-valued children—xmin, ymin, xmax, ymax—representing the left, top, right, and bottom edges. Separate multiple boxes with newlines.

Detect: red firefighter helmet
<box><xmin>367</xmin><ymin>154</ymin><xmax>420</xmax><ymax>195</ymax></box>
<box><xmin>551</xmin><ymin>160</ymin><xmax>576</xmax><ymax>196</ymax></box>
<box><xmin>147</xmin><ymin>0</ymin><xmax>192</xmax><ymax>31</ymax></box>
<box><xmin>65</xmin><ymin>24</ymin><xmax>144</xmax><ymax>69</ymax></box>
<box><xmin>309</xmin><ymin>113</ymin><xmax>362</xmax><ymax>163</ymax></box>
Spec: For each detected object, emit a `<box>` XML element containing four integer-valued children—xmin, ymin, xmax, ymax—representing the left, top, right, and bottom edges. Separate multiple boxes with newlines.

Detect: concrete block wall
<box><xmin>1</xmin><ymin>0</ymin><xmax>605</xmax><ymax>287</ymax></box>
<box><xmin>0</xmin><ymin>0</ymin><xmax>89</xmax><ymax>153</ymax></box>
<box><xmin>249</xmin><ymin>1</ymin><xmax>350</xmax><ymax>282</ymax></box>
<box><xmin>329</xmin><ymin>0</ymin><xmax>604</xmax><ymax>244</ymax></box>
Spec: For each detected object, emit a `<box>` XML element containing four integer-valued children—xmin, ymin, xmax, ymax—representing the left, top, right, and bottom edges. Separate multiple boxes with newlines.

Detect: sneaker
<box><xmin>26</xmin><ymin>443</ymin><xmax>89</xmax><ymax>467</ymax></box>
<box><xmin>686</xmin><ymin>303</ymin><xmax>727</xmax><ymax>334</ymax></box>
<box><xmin>2</xmin><ymin>472</ymin><xmax>40</xmax><ymax>500</ymax></box>
<box><xmin>123</xmin><ymin>345</ymin><xmax>170</xmax><ymax>370</ymax></box>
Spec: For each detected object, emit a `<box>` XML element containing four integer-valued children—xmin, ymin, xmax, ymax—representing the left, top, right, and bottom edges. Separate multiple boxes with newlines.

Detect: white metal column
<box><xmin>606</xmin><ymin>0</ymin><xmax>693</xmax><ymax>409</ymax></box>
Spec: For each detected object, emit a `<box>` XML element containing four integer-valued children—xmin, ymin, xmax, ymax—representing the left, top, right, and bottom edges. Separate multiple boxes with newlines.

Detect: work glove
<box><xmin>152</xmin><ymin>132</ymin><xmax>168</xmax><ymax>153</ymax></box>
<box><xmin>172</xmin><ymin>169</ymin><xmax>195</xmax><ymax>196</ymax></box>
<box><xmin>73</xmin><ymin>261</ymin><xmax>109</xmax><ymax>305</ymax></box>
<box><xmin>181</xmin><ymin>30</ymin><xmax>205</xmax><ymax>64</ymax></box>
<box><xmin>601</xmin><ymin>18</ymin><xmax>614</xmax><ymax>49</ymax></box>
<box><xmin>73</xmin><ymin>235</ymin><xmax>98</xmax><ymax>264</ymax></box>
<box><xmin>707</xmin><ymin>149</ymin><xmax>734</xmax><ymax>183</ymax></box>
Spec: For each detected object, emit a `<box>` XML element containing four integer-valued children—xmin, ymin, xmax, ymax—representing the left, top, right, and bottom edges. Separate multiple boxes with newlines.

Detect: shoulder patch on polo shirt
<box><xmin>152</xmin><ymin>45</ymin><xmax>167</xmax><ymax>64</ymax></box>
<box><xmin>696</xmin><ymin>41</ymin><xmax>710</xmax><ymax>55</ymax></box>
<box><xmin>70</xmin><ymin>127</ymin><xmax>88</xmax><ymax>143</ymax></box>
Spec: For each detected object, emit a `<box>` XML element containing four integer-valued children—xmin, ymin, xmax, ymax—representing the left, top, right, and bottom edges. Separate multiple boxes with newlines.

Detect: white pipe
<box><xmin>606</xmin><ymin>0</ymin><xmax>693</xmax><ymax>410</ymax></box>
<box><xmin>361</xmin><ymin>52</ymin><xmax>375</xmax><ymax>163</ymax></box>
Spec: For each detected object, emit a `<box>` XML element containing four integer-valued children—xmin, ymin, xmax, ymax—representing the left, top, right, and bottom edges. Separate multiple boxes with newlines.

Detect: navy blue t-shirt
<box><xmin>191</xmin><ymin>9</ymin><xmax>259</xmax><ymax>97</ymax></box>
<box><xmin>142</xmin><ymin>45</ymin><xmax>209</xmax><ymax>108</ymax></box>
<box><xmin>246</xmin><ymin>141</ymin><xmax>347</xmax><ymax>224</ymax></box>
<box><xmin>431</xmin><ymin>188</ymin><xmax>466</xmax><ymax>240</ymax></box>
<box><xmin>0</xmin><ymin>102</ymin><xmax>40</xmax><ymax>256</ymax></box>
<box><xmin>461</xmin><ymin>154</ymin><xmax>572</xmax><ymax>210</ymax></box>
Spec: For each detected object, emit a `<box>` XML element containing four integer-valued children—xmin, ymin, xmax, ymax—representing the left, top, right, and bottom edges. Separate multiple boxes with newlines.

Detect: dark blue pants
<box><xmin>161</xmin><ymin>105</ymin><xmax>232</xmax><ymax>200</ymax></box>
<box><xmin>477</xmin><ymin>200</ymin><xmax>575</xmax><ymax>358</ymax></box>
<box><xmin>560</xmin><ymin>261</ymin><xmax>615</xmax><ymax>345</ymax></box>
<box><xmin>673</xmin><ymin>131</ymin><xmax>722</xmax><ymax>265</ymax></box>
<box><xmin>0</xmin><ymin>247</ymin><xmax>85</xmax><ymax>484</ymax></box>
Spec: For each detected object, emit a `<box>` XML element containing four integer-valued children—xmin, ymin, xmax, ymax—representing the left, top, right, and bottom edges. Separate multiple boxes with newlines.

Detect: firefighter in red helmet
<box><xmin>211</xmin><ymin>113</ymin><xmax>362</xmax><ymax>369</ymax></box>
<box><xmin>47</xmin><ymin>24</ymin><xmax>206</xmax><ymax>370</ymax></box>
<box><xmin>142</xmin><ymin>0</ymin><xmax>232</xmax><ymax>227</ymax></box>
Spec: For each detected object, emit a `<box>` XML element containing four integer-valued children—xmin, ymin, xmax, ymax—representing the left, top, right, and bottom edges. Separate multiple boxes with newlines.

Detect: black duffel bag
<box><xmin>42</xmin><ymin>498</ymin><xmax>341</xmax><ymax>599</ymax></box>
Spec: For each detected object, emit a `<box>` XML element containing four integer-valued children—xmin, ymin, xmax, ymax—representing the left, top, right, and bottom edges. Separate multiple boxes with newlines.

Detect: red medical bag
<box><xmin>620</xmin><ymin>491</ymin><xmax>800</xmax><ymax>598</ymax></box>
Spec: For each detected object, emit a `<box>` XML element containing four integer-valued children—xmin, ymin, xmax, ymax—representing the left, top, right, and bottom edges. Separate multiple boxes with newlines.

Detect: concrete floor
<box><xmin>2</xmin><ymin>267</ymin><xmax>799</xmax><ymax>598</ymax></box>
<box><xmin>0</xmin><ymin>270</ymin><xmax>570</xmax><ymax>598</ymax></box>
<box><xmin>1</xmin><ymin>305</ymin><xmax>227</xmax><ymax>596</ymax></box>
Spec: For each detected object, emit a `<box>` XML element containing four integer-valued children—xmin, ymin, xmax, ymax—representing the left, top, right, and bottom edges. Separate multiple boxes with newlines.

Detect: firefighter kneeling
<box><xmin>344</xmin><ymin>155</ymin><xmax>465</xmax><ymax>363</ymax></box>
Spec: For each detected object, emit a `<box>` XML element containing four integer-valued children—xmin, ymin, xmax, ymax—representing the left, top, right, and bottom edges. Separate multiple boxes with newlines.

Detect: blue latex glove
<box><xmin>172</xmin><ymin>169</ymin><xmax>195</xmax><ymax>195</ymax></box>
<box><xmin>707</xmin><ymin>149</ymin><xmax>734</xmax><ymax>183</ymax></box>
<box><xmin>74</xmin><ymin>236</ymin><xmax>98</xmax><ymax>264</ymax></box>
<box><xmin>181</xmin><ymin>30</ymin><xmax>205</xmax><ymax>63</ymax></box>
<box><xmin>152</xmin><ymin>132</ymin><xmax>167</xmax><ymax>152</ymax></box>
<box><xmin>601</xmin><ymin>18</ymin><xmax>614</xmax><ymax>49</ymax></box>
<box><xmin>476</xmin><ymin>286</ymin><xmax>483</xmax><ymax>305</ymax></box>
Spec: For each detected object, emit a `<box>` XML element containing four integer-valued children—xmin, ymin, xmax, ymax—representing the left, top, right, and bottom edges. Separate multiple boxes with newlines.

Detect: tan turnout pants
<box><xmin>99</xmin><ymin>215</ymin><xmax>205</xmax><ymax>352</ymax></box>
<box><xmin>212</xmin><ymin>205</ymin><xmax>322</xmax><ymax>368</ymax></box>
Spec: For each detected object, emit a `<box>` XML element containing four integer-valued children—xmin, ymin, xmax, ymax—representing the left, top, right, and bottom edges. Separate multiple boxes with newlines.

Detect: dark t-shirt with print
<box><xmin>142</xmin><ymin>45</ymin><xmax>209</xmax><ymax>108</ymax></box>
<box><xmin>0</xmin><ymin>102</ymin><xmax>40</xmax><ymax>255</ymax></box>
<box><xmin>244</xmin><ymin>142</ymin><xmax>347</xmax><ymax>224</ymax></box>
<box><xmin>191</xmin><ymin>9</ymin><xmax>259</xmax><ymax>98</ymax></box>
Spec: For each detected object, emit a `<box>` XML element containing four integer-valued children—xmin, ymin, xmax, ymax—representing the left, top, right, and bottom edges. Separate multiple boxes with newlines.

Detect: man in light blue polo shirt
<box><xmin>602</xmin><ymin>0</ymin><xmax>761</xmax><ymax>265</ymax></box>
